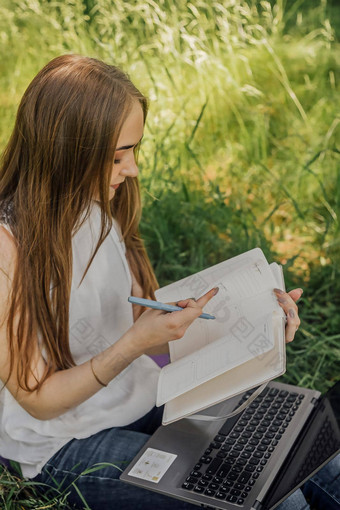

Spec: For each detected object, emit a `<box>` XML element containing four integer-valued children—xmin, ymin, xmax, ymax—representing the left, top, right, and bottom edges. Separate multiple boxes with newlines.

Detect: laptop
<box><xmin>120</xmin><ymin>380</ymin><xmax>340</xmax><ymax>509</ymax></box>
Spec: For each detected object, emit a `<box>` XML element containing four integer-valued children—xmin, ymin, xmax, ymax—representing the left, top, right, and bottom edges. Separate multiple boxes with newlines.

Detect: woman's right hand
<box><xmin>127</xmin><ymin>287</ymin><xmax>219</xmax><ymax>355</ymax></box>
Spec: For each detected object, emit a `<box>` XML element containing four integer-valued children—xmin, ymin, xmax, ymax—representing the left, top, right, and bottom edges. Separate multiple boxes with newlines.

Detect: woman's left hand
<box><xmin>274</xmin><ymin>288</ymin><xmax>303</xmax><ymax>343</ymax></box>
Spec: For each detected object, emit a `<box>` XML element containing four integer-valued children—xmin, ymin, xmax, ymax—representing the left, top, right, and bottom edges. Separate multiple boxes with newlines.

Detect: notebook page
<box><xmin>156</xmin><ymin>248</ymin><xmax>282</xmax><ymax>362</ymax></box>
<box><xmin>162</xmin><ymin>312</ymin><xmax>285</xmax><ymax>424</ymax></box>
<box><xmin>156</xmin><ymin>312</ymin><xmax>275</xmax><ymax>406</ymax></box>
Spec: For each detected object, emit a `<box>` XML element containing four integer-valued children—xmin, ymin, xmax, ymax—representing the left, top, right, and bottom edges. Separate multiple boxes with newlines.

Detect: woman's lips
<box><xmin>110</xmin><ymin>184</ymin><xmax>120</xmax><ymax>190</ymax></box>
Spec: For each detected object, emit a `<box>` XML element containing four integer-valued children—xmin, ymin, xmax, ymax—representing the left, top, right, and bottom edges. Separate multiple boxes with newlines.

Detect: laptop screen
<box><xmin>263</xmin><ymin>381</ymin><xmax>340</xmax><ymax>509</ymax></box>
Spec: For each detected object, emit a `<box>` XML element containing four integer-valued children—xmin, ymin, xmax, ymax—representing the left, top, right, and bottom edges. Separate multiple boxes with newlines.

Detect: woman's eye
<box><xmin>114</xmin><ymin>159</ymin><xmax>121</xmax><ymax>164</ymax></box>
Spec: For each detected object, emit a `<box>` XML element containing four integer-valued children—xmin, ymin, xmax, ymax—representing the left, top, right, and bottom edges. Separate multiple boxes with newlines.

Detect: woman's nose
<box><xmin>120</xmin><ymin>155</ymin><xmax>139</xmax><ymax>178</ymax></box>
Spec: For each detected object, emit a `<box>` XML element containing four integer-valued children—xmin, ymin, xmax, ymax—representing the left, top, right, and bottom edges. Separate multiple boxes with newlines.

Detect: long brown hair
<box><xmin>0</xmin><ymin>55</ymin><xmax>158</xmax><ymax>392</ymax></box>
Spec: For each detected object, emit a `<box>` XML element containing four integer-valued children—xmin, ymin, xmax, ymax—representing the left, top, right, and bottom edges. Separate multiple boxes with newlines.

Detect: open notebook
<box><xmin>155</xmin><ymin>248</ymin><xmax>286</xmax><ymax>425</ymax></box>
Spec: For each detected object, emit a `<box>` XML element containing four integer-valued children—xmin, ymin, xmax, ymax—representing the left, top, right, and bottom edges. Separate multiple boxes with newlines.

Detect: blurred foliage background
<box><xmin>0</xmin><ymin>0</ymin><xmax>339</xmax><ymax>393</ymax></box>
<box><xmin>0</xmin><ymin>0</ymin><xmax>339</xmax><ymax>507</ymax></box>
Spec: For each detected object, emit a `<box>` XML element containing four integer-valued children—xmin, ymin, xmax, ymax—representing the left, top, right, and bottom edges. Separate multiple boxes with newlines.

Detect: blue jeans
<box><xmin>32</xmin><ymin>407</ymin><xmax>340</xmax><ymax>510</ymax></box>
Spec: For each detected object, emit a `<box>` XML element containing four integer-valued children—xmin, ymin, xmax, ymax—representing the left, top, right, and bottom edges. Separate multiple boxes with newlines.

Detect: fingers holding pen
<box><xmin>173</xmin><ymin>287</ymin><xmax>219</xmax><ymax>327</ymax></box>
<box><xmin>176</xmin><ymin>287</ymin><xmax>219</xmax><ymax>310</ymax></box>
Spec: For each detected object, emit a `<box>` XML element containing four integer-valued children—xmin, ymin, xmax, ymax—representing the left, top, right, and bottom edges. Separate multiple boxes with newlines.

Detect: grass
<box><xmin>0</xmin><ymin>0</ymin><xmax>339</xmax><ymax>508</ymax></box>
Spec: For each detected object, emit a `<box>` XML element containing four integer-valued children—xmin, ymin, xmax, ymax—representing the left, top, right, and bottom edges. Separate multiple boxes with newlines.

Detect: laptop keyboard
<box><xmin>181</xmin><ymin>387</ymin><xmax>305</xmax><ymax>506</ymax></box>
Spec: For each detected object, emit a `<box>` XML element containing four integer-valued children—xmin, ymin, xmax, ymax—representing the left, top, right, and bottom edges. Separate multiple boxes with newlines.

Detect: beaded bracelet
<box><xmin>90</xmin><ymin>358</ymin><xmax>108</xmax><ymax>387</ymax></box>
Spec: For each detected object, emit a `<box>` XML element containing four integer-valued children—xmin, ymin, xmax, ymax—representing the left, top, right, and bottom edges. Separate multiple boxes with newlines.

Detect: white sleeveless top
<box><xmin>0</xmin><ymin>202</ymin><xmax>161</xmax><ymax>478</ymax></box>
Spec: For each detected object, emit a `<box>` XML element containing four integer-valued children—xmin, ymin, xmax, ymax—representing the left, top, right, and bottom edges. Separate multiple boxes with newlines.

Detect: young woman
<box><xmin>0</xmin><ymin>55</ymin><xmax>337</xmax><ymax>510</ymax></box>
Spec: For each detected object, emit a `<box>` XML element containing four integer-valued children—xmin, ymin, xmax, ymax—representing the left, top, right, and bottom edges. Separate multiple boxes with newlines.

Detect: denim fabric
<box><xmin>32</xmin><ymin>408</ymin><xmax>340</xmax><ymax>510</ymax></box>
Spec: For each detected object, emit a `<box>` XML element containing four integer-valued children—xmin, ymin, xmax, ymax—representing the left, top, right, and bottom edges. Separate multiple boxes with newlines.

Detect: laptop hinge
<box><xmin>253</xmin><ymin>500</ymin><xmax>263</xmax><ymax>510</ymax></box>
<box><xmin>311</xmin><ymin>397</ymin><xmax>319</xmax><ymax>406</ymax></box>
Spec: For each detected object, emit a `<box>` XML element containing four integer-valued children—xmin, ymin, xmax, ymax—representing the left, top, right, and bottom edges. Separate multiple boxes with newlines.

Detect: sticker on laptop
<box><xmin>128</xmin><ymin>447</ymin><xmax>177</xmax><ymax>484</ymax></box>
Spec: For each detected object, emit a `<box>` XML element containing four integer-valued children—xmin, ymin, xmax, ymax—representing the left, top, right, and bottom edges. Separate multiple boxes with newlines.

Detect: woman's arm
<box><xmin>128</xmin><ymin>256</ymin><xmax>170</xmax><ymax>355</ymax></box>
<box><xmin>0</xmin><ymin>227</ymin><xmax>213</xmax><ymax>420</ymax></box>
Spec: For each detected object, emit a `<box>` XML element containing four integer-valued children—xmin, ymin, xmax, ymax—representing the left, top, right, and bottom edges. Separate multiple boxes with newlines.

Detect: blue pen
<box><xmin>128</xmin><ymin>296</ymin><xmax>215</xmax><ymax>320</ymax></box>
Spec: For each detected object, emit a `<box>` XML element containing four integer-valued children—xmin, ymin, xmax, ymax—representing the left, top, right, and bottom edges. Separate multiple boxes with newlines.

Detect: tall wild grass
<box><xmin>0</xmin><ymin>0</ymin><xmax>339</xmax><ymax>507</ymax></box>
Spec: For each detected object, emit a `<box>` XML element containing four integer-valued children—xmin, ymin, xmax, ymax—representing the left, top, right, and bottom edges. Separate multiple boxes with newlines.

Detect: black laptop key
<box><xmin>225</xmin><ymin>438</ymin><xmax>236</xmax><ymax>445</ymax></box>
<box><xmin>226</xmin><ymin>494</ymin><xmax>238</xmax><ymax>502</ymax></box>
<box><xmin>237</xmin><ymin>458</ymin><xmax>247</xmax><ymax>466</ymax></box>
<box><xmin>218</xmin><ymin>414</ymin><xmax>241</xmax><ymax>436</ymax></box>
<box><xmin>287</xmin><ymin>396</ymin><xmax>297</xmax><ymax>402</ymax></box>
<box><xmin>231</xmin><ymin>464</ymin><xmax>242</xmax><ymax>473</ymax></box>
<box><xmin>219</xmin><ymin>486</ymin><xmax>230</xmax><ymax>493</ymax></box>
<box><xmin>200</xmin><ymin>456</ymin><xmax>212</xmax><ymax>464</ymax></box>
<box><xmin>245</xmin><ymin>445</ymin><xmax>255</xmax><ymax>452</ymax></box>
<box><xmin>217</xmin><ymin>451</ymin><xmax>227</xmax><ymax>459</ymax></box>
<box><xmin>245</xmin><ymin>465</ymin><xmax>256</xmax><ymax>472</ymax></box>
<box><xmin>206</xmin><ymin>458</ymin><xmax>223</xmax><ymax>475</ymax></box>
<box><xmin>214</xmin><ymin>435</ymin><xmax>225</xmax><ymax>443</ymax></box>
<box><xmin>204</xmin><ymin>488</ymin><xmax>216</xmax><ymax>497</ymax></box>
<box><xmin>238</xmin><ymin>471</ymin><xmax>251</xmax><ymax>484</ymax></box>
<box><xmin>227</xmin><ymin>471</ymin><xmax>238</xmax><ymax>481</ymax></box>
<box><xmin>240</xmin><ymin>451</ymin><xmax>251</xmax><ymax>459</ymax></box>
<box><xmin>182</xmin><ymin>482</ymin><xmax>194</xmax><ymax>490</ymax></box>
<box><xmin>213</xmin><ymin>476</ymin><xmax>222</xmax><ymax>483</ymax></box>
<box><xmin>210</xmin><ymin>441</ymin><xmax>221</xmax><ymax>449</ymax></box>
<box><xmin>194</xmin><ymin>485</ymin><xmax>204</xmax><ymax>493</ymax></box>
<box><xmin>279</xmin><ymin>390</ymin><xmax>288</xmax><ymax>397</ymax></box>
<box><xmin>198</xmin><ymin>479</ymin><xmax>209</xmax><ymax>487</ymax></box>
<box><xmin>230</xmin><ymin>488</ymin><xmax>241</xmax><ymax>496</ymax></box>
<box><xmin>190</xmin><ymin>470</ymin><xmax>202</xmax><ymax>477</ymax></box>
<box><xmin>202</xmin><ymin>474</ymin><xmax>212</xmax><ymax>481</ymax></box>
<box><xmin>216</xmin><ymin>492</ymin><xmax>227</xmax><ymax>500</ymax></box>
<box><xmin>186</xmin><ymin>476</ymin><xmax>198</xmax><ymax>484</ymax></box>
<box><xmin>217</xmin><ymin>463</ymin><xmax>232</xmax><ymax>478</ymax></box>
